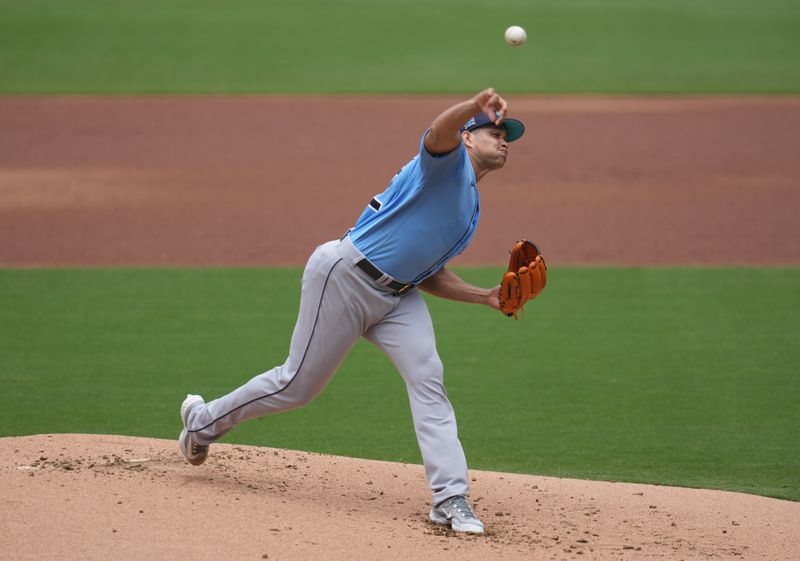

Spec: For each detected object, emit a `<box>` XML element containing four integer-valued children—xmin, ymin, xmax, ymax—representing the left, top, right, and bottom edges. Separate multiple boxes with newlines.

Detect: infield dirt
<box><xmin>1</xmin><ymin>96</ymin><xmax>799</xmax><ymax>266</ymax></box>
<box><xmin>1</xmin><ymin>96</ymin><xmax>799</xmax><ymax>560</ymax></box>
<box><xmin>2</xmin><ymin>434</ymin><xmax>798</xmax><ymax>561</ymax></box>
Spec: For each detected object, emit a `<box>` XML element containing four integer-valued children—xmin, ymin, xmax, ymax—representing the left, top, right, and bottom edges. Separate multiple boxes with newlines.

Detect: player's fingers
<box><xmin>480</xmin><ymin>90</ymin><xmax>498</xmax><ymax>116</ymax></box>
<box><xmin>475</xmin><ymin>88</ymin><xmax>494</xmax><ymax>110</ymax></box>
<box><xmin>494</xmin><ymin>96</ymin><xmax>508</xmax><ymax>124</ymax></box>
<box><xmin>484</xmin><ymin>93</ymin><xmax>499</xmax><ymax>121</ymax></box>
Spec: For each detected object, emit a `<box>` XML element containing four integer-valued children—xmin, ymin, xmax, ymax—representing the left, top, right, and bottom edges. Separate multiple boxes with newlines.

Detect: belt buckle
<box><xmin>395</xmin><ymin>284</ymin><xmax>412</xmax><ymax>296</ymax></box>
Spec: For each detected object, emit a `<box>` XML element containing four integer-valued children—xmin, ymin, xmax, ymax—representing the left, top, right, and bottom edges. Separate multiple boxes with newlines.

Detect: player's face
<box><xmin>464</xmin><ymin>126</ymin><xmax>509</xmax><ymax>170</ymax></box>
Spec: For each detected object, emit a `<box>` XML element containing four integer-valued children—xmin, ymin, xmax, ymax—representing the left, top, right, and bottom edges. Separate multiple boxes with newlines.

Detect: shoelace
<box><xmin>447</xmin><ymin>497</ymin><xmax>477</xmax><ymax>519</ymax></box>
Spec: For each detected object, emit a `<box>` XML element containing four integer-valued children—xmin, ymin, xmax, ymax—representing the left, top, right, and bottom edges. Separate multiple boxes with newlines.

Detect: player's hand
<box><xmin>487</xmin><ymin>284</ymin><xmax>501</xmax><ymax>311</ymax></box>
<box><xmin>472</xmin><ymin>88</ymin><xmax>508</xmax><ymax>125</ymax></box>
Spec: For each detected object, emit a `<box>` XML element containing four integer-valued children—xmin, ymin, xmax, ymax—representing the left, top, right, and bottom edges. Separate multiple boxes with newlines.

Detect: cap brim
<box><xmin>502</xmin><ymin>118</ymin><xmax>525</xmax><ymax>142</ymax></box>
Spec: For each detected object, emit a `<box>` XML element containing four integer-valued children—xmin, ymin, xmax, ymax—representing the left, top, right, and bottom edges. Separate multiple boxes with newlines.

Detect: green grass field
<box><xmin>1</xmin><ymin>0</ymin><xmax>799</xmax><ymax>94</ymax></box>
<box><xmin>1</xmin><ymin>267</ymin><xmax>798</xmax><ymax>500</ymax></box>
<box><xmin>1</xmin><ymin>0</ymin><xmax>798</xmax><ymax>506</ymax></box>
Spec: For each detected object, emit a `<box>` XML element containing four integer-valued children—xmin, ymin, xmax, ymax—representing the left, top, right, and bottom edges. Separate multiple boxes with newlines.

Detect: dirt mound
<box><xmin>1</xmin><ymin>434</ymin><xmax>797</xmax><ymax>560</ymax></box>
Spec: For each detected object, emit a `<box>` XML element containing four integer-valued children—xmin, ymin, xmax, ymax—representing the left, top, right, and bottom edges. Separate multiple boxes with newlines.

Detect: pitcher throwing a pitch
<box><xmin>179</xmin><ymin>88</ymin><xmax>545</xmax><ymax>534</ymax></box>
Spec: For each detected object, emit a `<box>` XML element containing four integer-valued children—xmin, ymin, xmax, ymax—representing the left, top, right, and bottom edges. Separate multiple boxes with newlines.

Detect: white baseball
<box><xmin>504</xmin><ymin>25</ymin><xmax>527</xmax><ymax>47</ymax></box>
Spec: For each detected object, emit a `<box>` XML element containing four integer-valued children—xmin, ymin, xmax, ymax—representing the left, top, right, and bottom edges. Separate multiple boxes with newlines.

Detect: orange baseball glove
<box><xmin>498</xmin><ymin>240</ymin><xmax>547</xmax><ymax>319</ymax></box>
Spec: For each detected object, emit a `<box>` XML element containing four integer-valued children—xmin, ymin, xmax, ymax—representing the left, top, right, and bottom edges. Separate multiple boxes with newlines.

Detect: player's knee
<box><xmin>289</xmin><ymin>392</ymin><xmax>317</xmax><ymax>409</ymax></box>
<box><xmin>270</xmin><ymin>385</ymin><xmax>314</xmax><ymax>410</ymax></box>
<box><xmin>403</xmin><ymin>352</ymin><xmax>444</xmax><ymax>387</ymax></box>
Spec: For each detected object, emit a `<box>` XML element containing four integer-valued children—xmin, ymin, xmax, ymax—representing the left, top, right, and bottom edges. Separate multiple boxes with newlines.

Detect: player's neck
<box><xmin>469</xmin><ymin>157</ymin><xmax>492</xmax><ymax>183</ymax></box>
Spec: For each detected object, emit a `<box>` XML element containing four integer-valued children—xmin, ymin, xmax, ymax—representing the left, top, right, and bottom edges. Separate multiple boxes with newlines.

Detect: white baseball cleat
<box><xmin>179</xmin><ymin>394</ymin><xmax>208</xmax><ymax>466</ymax></box>
<box><xmin>429</xmin><ymin>495</ymin><xmax>485</xmax><ymax>534</ymax></box>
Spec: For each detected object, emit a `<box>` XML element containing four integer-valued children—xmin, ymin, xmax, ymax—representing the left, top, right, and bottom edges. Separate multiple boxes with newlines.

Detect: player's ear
<box><xmin>461</xmin><ymin>131</ymin><xmax>473</xmax><ymax>148</ymax></box>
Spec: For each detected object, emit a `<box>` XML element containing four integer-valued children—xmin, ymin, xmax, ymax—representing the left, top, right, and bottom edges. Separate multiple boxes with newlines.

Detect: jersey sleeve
<box><xmin>417</xmin><ymin>130</ymin><xmax>465</xmax><ymax>179</ymax></box>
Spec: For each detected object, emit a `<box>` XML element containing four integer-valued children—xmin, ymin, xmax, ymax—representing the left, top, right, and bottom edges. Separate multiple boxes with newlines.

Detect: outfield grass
<box><xmin>1</xmin><ymin>0</ymin><xmax>799</xmax><ymax>94</ymax></box>
<box><xmin>1</xmin><ymin>267</ymin><xmax>798</xmax><ymax>501</ymax></box>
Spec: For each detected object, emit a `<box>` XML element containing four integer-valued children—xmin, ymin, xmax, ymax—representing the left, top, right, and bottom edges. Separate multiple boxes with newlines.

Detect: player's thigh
<box><xmin>364</xmin><ymin>290</ymin><xmax>443</xmax><ymax>385</ymax></box>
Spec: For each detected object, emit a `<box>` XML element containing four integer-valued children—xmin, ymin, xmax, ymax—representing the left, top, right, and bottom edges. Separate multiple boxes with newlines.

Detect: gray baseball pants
<box><xmin>185</xmin><ymin>236</ymin><xmax>469</xmax><ymax>505</ymax></box>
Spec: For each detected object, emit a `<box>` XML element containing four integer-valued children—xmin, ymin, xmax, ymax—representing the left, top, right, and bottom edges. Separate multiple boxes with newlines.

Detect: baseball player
<box><xmin>179</xmin><ymin>88</ymin><xmax>526</xmax><ymax>534</ymax></box>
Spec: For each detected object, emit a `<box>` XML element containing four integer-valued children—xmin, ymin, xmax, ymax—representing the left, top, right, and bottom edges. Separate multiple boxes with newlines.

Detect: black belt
<box><xmin>355</xmin><ymin>259</ymin><xmax>415</xmax><ymax>295</ymax></box>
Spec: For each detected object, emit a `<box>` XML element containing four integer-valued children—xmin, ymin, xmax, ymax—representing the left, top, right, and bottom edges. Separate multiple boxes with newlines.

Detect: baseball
<box><xmin>504</xmin><ymin>25</ymin><xmax>527</xmax><ymax>47</ymax></box>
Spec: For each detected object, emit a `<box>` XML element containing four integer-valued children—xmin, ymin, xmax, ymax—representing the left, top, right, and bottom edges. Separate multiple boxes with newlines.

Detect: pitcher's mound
<box><xmin>1</xmin><ymin>434</ymin><xmax>796</xmax><ymax>560</ymax></box>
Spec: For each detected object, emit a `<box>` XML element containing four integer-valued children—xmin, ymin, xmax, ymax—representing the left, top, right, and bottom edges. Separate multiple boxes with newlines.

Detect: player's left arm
<box><xmin>419</xmin><ymin>266</ymin><xmax>501</xmax><ymax>311</ymax></box>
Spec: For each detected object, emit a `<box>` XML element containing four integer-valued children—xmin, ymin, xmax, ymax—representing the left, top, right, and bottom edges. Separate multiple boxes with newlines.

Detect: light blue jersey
<box><xmin>349</xmin><ymin>132</ymin><xmax>480</xmax><ymax>284</ymax></box>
